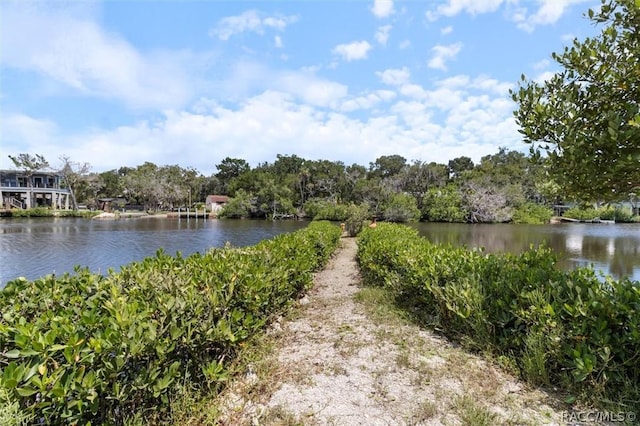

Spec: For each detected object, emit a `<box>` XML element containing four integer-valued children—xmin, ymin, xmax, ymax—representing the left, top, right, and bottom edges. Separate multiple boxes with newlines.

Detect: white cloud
<box><xmin>275</xmin><ymin>71</ymin><xmax>348</xmax><ymax>107</ymax></box>
<box><xmin>0</xmin><ymin>3</ymin><xmax>198</xmax><ymax>110</ymax></box>
<box><xmin>1</xmin><ymin>71</ymin><xmax>523</xmax><ymax>174</ymax></box>
<box><xmin>339</xmin><ymin>90</ymin><xmax>396</xmax><ymax>112</ymax></box>
<box><xmin>275</xmin><ymin>35</ymin><xmax>283</xmax><ymax>48</ymax></box>
<box><xmin>426</xmin><ymin>0</ymin><xmax>504</xmax><ymax>21</ymax></box>
<box><xmin>210</xmin><ymin>10</ymin><xmax>298</xmax><ymax>40</ymax></box>
<box><xmin>399</xmin><ymin>40</ymin><xmax>411</xmax><ymax>49</ymax></box>
<box><xmin>441</xmin><ymin>26</ymin><xmax>454</xmax><ymax>35</ymax></box>
<box><xmin>534</xmin><ymin>71</ymin><xmax>557</xmax><ymax>83</ymax></box>
<box><xmin>376</xmin><ymin>67</ymin><xmax>411</xmax><ymax>86</ymax></box>
<box><xmin>375</xmin><ymin>25</ymin><xmax>392</xmax><ymax>46</ymax></box>
<box><xmin>427</xmin><ymin>0</ymin><xmax>590</xmax><ymax>32</ymax></box>
<box><xmin>533</xmin><ymin>59</ymin><xmax>551</xmax><ymax>70</ymax></box>
<box><xmin>215</xmin><ymin>61</ymin><xmax>348</xmax><ymax>108</ymax></box>
<box><xmin>371</xmin><ymin>0</ymin><xmax>394</xmax><ymax>18</ymax></box>
<box><xmin>1</xmin><ymin>114</ymin><xmax>59</xmax><ymax>163</ymax></box>
<box><xmin>332</xmin><ymin>41</ymin><xmax>372</xmax><ymax>62</ymax></box>
<box><xmin>428</xmin><ymin>42</ymin><xmax>463</xmax><ymax>71</ymax></box>
<box><xmin>513</xmin><ymin>0</ymin><xmax>591</xmax><ymax>32</ymax></box>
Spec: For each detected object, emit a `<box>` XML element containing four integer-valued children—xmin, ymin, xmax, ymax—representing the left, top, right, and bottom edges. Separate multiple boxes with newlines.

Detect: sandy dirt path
<box><xmin>217</xmin><ymin>238</ymin><xmax>565</xmax><ymax>425</ymax></box>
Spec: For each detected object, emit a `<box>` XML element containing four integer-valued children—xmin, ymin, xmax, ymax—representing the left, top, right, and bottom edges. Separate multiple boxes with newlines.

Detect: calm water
<box><xmin>2</xmin><ymin>219</ymin><xmax>639</xmax><ymax>287</ymax></box>
<box><xmin>0</xmin><ymin>217</ymin><xmax>307</xmax><ymax>287</ymax></box>
<box><xmin>410</xmin><ymin>222</ymin><xmax>640</xmax><ymax>282</ymax></box>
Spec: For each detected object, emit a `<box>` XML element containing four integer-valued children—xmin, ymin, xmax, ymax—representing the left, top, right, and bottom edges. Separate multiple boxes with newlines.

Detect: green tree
<box><xmin>382</xmin><ymin>193</ymin><xmax>420</xmax><ymax>223</ymax></box>
<box><xmin>422</xmin><ymin>184</ymin><xmax>467</xmax><ymax>222</ymax></box>
<box><xmin>447</xmin><ymin>156</ymin><xmax>474</xmax><ymax>180</ymax></box>
<box><xmin>215</xmin><ymin>157</ymin><xmax>250</xmax><ymax>194</ymax></box>
<box><xmin>220</xmin><ymin>189</ymin><xmax>253</xmax><ymax>218</ymax></box>
<box><xmin>512</xmin><ymin>0</ymin><xmax>640</xmax><ymax>202</ymax></box>
<box><xmin>399</xmin><ymin>161</ymin><xmax>449</xmax><ymax>211</ymax></box>
<box><xmin>369</xmin><ymin>155</ymin><xmax>407</xmax><ymax>179</ymax></box>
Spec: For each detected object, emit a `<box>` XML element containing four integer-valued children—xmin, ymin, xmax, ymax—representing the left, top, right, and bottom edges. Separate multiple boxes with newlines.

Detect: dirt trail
<box><xmin>217</xmin><ymin>238</ymin><xmax>564</xmax><ymax>425</ymax></box>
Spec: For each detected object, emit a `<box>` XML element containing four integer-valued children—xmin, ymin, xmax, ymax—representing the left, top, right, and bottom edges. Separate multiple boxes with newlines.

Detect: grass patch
<box><xmin>453</xmin><ymin>395</ymin><xmax>500</xmax><ymax>426</ymax></box>
<box><xmin>353</xmin><ymin>286</ymin><xmax>412</xmax><ymax>327</ymax></box>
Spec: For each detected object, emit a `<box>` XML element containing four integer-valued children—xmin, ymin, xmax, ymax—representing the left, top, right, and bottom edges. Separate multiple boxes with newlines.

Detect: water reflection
<box><xmin>0</xmin><ymin>217</ymin><xmax>308</xmax><ymax>287</ymax></box>
<box><xmin>409</xmin><ymin>223</ymin><xmax>640</xmax><ymax>282</ymax></box>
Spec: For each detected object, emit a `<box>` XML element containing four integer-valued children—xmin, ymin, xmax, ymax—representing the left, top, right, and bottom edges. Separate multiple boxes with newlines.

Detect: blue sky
<box><xmin>1</xmin><ymin>0</ymin><xmax>602</xmax><ymax>175</ymax></box>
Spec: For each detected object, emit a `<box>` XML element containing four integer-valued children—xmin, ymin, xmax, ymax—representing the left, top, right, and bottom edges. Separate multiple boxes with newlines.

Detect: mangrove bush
<box><xmin>357</xmin><ymin>223</ymin><xmax>640</xmax><ymax>410</ymax></box>
<box><xmin>0</xmin><ymin>221</ymin><xmax>341</xmax><ymax>424</ymax></box>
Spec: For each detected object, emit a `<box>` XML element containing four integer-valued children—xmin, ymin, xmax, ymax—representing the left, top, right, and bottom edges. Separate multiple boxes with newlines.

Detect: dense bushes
<box><xmin>357</xmin><ymin>223</ymin><xmax>640</xmax><ymax>409</ymax></box>
<box><xmin>6</xmin><ymin>208</ymin><xmax>99</xmax><ymax>218</ymax></box>
<box><xmin>564</xmin><ymin>206</ymin><xmax>637</xmax><ymax>223</ymax></box>
<box><xmin>511</xmin><ymin>202</ymin><xmax>553</xmax><ymax>224</ymax></box>
<box><xmin>0</xmin><ymin>221</ymin><xmax>341</xmax><ymax>424</ymax></box>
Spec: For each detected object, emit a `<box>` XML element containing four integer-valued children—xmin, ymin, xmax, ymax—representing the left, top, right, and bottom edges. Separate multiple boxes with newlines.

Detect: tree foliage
<box><xmin>7</xmin><ymin>145</ymin><xmax>573</xmax><ymax>223</ymax></box>
<box><xmin>512</xmin><ymin>0</ymin><xmax>640</xmax><ymax>202</ymax></box>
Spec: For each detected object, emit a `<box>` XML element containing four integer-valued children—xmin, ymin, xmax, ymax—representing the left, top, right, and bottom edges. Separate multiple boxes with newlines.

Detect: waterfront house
<box><xmin>205</xmin><ymin>195</ymin><xmax>229</xmax><ymax>214</ymax></box>
<box><xmin>0</xmin><ymin>169</ymin><xmax>71</xmax><ymax>210</ymax></box>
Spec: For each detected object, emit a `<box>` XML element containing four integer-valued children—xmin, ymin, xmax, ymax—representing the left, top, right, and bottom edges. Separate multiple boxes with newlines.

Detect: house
<box><xmin>205</xmin><ymin>195</ymin><xmax>229</xmax><ymax>214</ymax></box>
<box><xmin>0</xmin><ymin>170</ymin><xmax>71</xmax><ymax>210</ymax></box>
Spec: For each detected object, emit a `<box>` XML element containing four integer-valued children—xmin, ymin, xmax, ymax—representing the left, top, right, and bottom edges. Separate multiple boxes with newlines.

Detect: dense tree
<box><xmin>215</xmin><ymin>157</ymin><xmax>250</xmax><ymax>194</ymax></box>
<box><xmin>369</xmin><ymin>155</ymin><xmax>407</xmax><ymax>179</ymax></box>
<box><xmin>220</xmin><ymin>189</ymin><xmax>253</xmax><ymax>218</ymax></box>
<box><xmin>399</xmin><ymin>161</ymin><xmax>449</xmax><ymax>211</ymax></box>
<box><xmin>382</xmin><ymin>193</ymin><xmax>420</xmax><ymax>223</ymax></box>
<box><xmin>447</xmin><ymin>156</ymin><xmax>474</xmax><ymax>179</ymax></box>
<box><xmin>422</xmin><ymin>184</ymin><xmax>467</xmax><ymax>222</ymax></box>
<box><xmin>512</xmin><ymin>0</ymin><xmax>640</xmax><ymax>201</ymax></box>
<box><xmin>10</xmin><ymin>146</ymin><xmax>571</xmax><ymax>222</ymax></box>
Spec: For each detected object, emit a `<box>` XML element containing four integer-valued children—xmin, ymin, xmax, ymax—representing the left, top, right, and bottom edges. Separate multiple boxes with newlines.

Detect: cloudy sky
<box><xmin>1</xmin><ymin>0</ymin><xmax>601</xmax><ymax>175</ymax></box>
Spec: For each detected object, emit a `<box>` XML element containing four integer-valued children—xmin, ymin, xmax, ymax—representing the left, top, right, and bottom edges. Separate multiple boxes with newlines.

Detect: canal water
<box><xmin>0</xmin><ymin>217</ymin><xmax>307</xmax><ymax>287</ymax></box>
<box><xmin>410</xmin><ymin>222</ymin><xmax>640</xmax><ymax>282</ymax></box>
<box><xmin>1</xmin><ymin>219</ymin><xmax>639</xmax><ymax>287</ymax></box>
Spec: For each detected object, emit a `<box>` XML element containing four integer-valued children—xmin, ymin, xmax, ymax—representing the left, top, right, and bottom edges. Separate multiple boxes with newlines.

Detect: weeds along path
<box><xmin>216</xmin><ymin>237</ymin><xmax>564</xmax><ymax>425</ymax></box>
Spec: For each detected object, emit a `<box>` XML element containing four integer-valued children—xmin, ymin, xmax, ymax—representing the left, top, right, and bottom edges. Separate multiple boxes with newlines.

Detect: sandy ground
<box><xmin>216</xmin><ymin>238</ymin><xmax>566</xmax><ymax>425</ymax></box>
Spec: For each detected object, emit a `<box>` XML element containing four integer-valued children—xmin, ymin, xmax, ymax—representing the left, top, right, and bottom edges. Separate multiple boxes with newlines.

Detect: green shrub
<box><xmin>343</xmin><ymin>203</ymin><xmax>371</xmax><ymax>237</ymax></box>
<box><xmin>564</xmin><ymin>206</ymin><xmax>635</xmax><ymax>223</ymax></box>
<box><xmin>563</xmin><ymin>206</ymin><xmax>600</xmax><ymax>221</ymax></box>
<box><xmin>421</xmin><ymin>184</ymin><xmax>467</xmax><ymax>222</ymax></box>
<box><xmin>219</xmin><ymin>189</ymin><xmax>253</xmax><ymax>218</ymax></box>
<box><xmin>597</xmin><ymin>207</ymin><xmax>635</xmax><ymax>223</ymax></box>
<box><xmin>8</xmin><ymin>208</ymin><xmax>54</xmax><ymax>218</ymax></box>
<box><xmin>357</xmin><ymin>223</ymin><xmax>640</xmax><ymax>410</ymax></box>
<box><xmin>0</xmin><ymin>222</ymin><xmax>340</xmax><ymax>424</ymax></box>
<box><xmin>511</xmin><ymin>202</ymin><xmax>553</xmax><ymax>224</ymax></box>
<box><xmin>382</xmin><ymin>193</ymin><xmax>420</xmax><ymax>223</ymax></box>
<box><xmin>305</xmin><ymin>200</ymin><xmax>351</xmax><ymax>221</ymax></box>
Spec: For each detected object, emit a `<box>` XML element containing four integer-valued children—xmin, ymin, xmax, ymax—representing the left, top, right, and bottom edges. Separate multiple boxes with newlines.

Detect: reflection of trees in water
<box><xmin>413</xmin><ymin>223</ymin><xmax>640</xmax><ymax>281</ymax></box>
<box><xmin>609</xmin><ymin>238</ymin><xmax>640</xmax><ymax>280</ymax></box>
<box><xmin>580</xmin><ymin>236</ymin><xmax>640</xmax><ymax>280</ymax></box>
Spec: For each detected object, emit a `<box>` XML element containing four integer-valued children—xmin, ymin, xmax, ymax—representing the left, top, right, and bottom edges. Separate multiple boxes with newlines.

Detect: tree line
<box><xmin>9</xmin><ymin>143</ymin><xmax>637</xmax><ymax>223</ymax></box>
<box><xmin>13</xmin><ymin>148</ymin><xmax>564</xmax><ymax>223</ymax></box>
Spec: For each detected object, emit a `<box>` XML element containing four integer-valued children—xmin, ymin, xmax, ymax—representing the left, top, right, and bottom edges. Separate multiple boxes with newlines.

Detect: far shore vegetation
<box><xmin>4</xmin><ymin>147</ymin><xmax>639</xmax><ymax>225</ymax></box>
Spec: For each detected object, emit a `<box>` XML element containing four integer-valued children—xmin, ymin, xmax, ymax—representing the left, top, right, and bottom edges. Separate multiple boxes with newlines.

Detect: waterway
<box><xmin>410</xmin><ymin>222</ymin><xmax>640</xmax><ymax>282</ymax></box>
<box><xmin>2</xmin><ymin>219</ymin><xmax>639</xmax><ymax>288</ymax></box>
<box><xmin>0</xmin><ymin>217</ymin><xmax>307</xmax><ymax>287</ymax></box>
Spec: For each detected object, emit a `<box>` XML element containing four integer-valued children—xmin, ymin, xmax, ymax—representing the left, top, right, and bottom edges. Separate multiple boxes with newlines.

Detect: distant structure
<box><xmin>0</xmin><ymin>170</ymin><xmax>71</xmax><ymax>210</ymax></box>
<box><xmin>205</xmin><ymin>195</ymin><xmax>230</xmax><ymax>215</ymax></box>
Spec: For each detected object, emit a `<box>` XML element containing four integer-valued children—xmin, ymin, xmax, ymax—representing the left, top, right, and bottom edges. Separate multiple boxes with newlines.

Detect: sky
<box><xmin>0</xmin><ymin>0</ymin><xmax>604</xmax><ymax>176</ymax></box>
